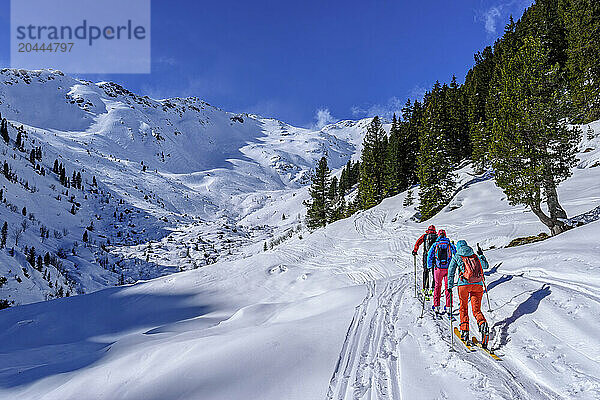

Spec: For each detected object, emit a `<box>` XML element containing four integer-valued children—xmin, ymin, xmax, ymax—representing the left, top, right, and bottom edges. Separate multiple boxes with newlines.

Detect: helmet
<box><xmin>427</xmin><ymin>225</ymin><xmax>436</xmax><ymax>233</ymax></box>
<box><xmin>437</xmin><ymin>229</ymin><xmax>446</xmax><ymax>237</ymax></box>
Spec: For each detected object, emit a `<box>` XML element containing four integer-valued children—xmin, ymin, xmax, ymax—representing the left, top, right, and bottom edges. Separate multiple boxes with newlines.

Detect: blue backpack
<box><xmin>436</xmin><ymin>240</ymin><xmax>452</xmax><ymax>268</ymax></box>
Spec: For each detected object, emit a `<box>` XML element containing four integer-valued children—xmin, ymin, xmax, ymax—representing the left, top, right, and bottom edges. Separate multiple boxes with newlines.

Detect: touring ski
<box><xmin>471</xmin><ymin>337</ymin><xmax>502</xmax><ymax>361</ymax></box>
<box><xmin>453</xmin><ymin>327</ymin><xmax>475</xmax><ymax>351</ymax></box>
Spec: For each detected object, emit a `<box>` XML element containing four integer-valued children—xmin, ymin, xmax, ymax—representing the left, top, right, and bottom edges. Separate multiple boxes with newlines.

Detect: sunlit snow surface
<box><xmin>0</xmin><ymin>69</ymin><xmax>368</xmax><ymax>304</ymax></box>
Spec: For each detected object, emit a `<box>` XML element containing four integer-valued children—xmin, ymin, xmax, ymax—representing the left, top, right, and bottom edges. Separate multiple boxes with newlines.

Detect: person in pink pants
<box><xmin>427</xmin><ymin>230</ymin><xmax>456</xmax><ymax>315</ymax></box>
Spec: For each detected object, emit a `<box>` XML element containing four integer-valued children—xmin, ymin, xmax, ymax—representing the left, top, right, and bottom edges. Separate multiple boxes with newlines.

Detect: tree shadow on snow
<box><xmin>0</xmin><ymin>286</ymin><xmax>217</xmax><ymax>388</ymax></box>
<box><xmin>485</xmin><ymin>262</ymin><xmax>502</xmax><ymax>276</ymax></box>
<box><xmin>486</xmin><ymin>274</ymin><xmax>518</xmax><ymax>291</ymax></box>
<box><xmin>492</xmin><ymin>284</ymin><xmax>551</xmax><ymax>347</ymax></box>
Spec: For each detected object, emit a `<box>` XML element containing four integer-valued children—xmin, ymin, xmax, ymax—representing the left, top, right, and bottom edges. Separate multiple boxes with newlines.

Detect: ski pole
<box><xmin>413</xmin><ymin>254</ymin><xmax>417</xmax><ymax>298</ymax></box>
<box><xmin>449</xmin><ymin>289</ymin><xmax>455</xmax><ymax>352</ymax></box>
<box><xmin>482</xmin><ymin>275</ymin><xmax>492</xmax><ymax>312</ymax></box>
<box><xmin>477</xmin><ymin>243</ymin><xmax>492</xmax><ymax>312</ymax></box>
<box><xmin>419</xmin><ymin>271</ymin><xmax>426</xmax><ymax>319</ymax></box>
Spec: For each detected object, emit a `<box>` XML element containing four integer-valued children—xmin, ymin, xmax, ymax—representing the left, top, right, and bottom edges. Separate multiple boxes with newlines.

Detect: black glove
<box><xmin>477</xmin><ymin>243</ymin><xmax>484</xmax><ymax>256</ymax></box>
<box><xmin>412</xmin><ymin>250</ymin><xmax>417</xmax><ymax>256</ymax></box>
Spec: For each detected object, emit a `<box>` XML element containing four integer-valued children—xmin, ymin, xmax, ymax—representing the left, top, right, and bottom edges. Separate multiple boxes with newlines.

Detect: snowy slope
<box><xmin>0</xmin><ymin>69</ymin><xmax>372</xmax><ymax>305</ymax></box>
<box><xmin>0</xmin><ymin>120</ymin><xmax>598</xmax><ymax>399</ymax></box>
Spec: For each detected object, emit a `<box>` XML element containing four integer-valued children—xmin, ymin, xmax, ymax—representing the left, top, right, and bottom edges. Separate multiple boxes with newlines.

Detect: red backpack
<box><xmin>460</xmin><ymin>254</ymin><xmax>483</xmax><ymax>283</ymax></box>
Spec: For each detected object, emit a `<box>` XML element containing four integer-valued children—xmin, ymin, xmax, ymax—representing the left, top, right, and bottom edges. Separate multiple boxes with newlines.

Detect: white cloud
<box><xmin>313</xmin><ymin>107</ymin><xmax>336</xmax><ymax>129</ymax></box>
<box><xmin>477</xmin><ymin>1</ymin><xmax>534</xmax><ymax>35</ymax></box>
<box><xmin>351</xmin><ymin>97</ymin><xmax>404</xmax><ymax>120</ymax></box>
<box><xmin>408</xmin><ymin>85</ymin><xmax>427</xmax><ymax>101</ymax></box>
<box><xmin>482</xmin><ymin>6</ymin><xmax>502</xmax><ymax>34</ymax></box>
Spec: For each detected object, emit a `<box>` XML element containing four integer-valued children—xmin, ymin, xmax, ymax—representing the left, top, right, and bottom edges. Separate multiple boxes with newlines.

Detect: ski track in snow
<box><xmin>322</xmin><ymin>207</ymin><xmax>587</xmax><ymax>400</ymax></box>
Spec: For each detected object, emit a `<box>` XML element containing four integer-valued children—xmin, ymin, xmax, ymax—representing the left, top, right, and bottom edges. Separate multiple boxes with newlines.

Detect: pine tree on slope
<box><xmin>488</xmin><ymin>36</ymin><xmax>579</xmax><ymax>235</ymax></box>
<box><xmin>306</xmin><ymin>156</ymin><xmax>331</xmax><ymax>229</ymax></box>
<box><xmin>359</xmin><ymin>116</ymin><xmax>387</xmax><ymax>209</ymax></box>
<box><xmin>417</xmin><ymin>83</ymin><xmax>456</xmax><ymax>220</ymax></box>
<box><xmin>385</xmin><ymin>114</ymin><xmax>402</xmax><ymax>196</ymax></box>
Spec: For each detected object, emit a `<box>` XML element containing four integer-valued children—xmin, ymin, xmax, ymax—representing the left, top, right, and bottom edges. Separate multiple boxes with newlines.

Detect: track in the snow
<box><xmin>326</xmin><ymin>274</ymin><xmax>566</xmax><ymax>400</ymax></box>
<box><xmin>323</xmin><ymin>206</ymin><xmax>571</xmax><ymax>399</ymax></box>
<box><xmin>325</xmin><ymin>278</ymin><xmax>408</xmax><ymax>400</ymax></box>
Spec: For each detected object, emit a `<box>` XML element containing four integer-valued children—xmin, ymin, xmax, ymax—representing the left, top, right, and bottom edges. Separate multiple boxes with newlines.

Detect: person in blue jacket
<box><xmin>427</xmin><ymin>230</ymin><xmax>456</xmax><ymax>316</ymax></box>
<box><xmin>448</xmin><ymin>240</ymin><xmax>490</xmax><ymax>347</ymax></box>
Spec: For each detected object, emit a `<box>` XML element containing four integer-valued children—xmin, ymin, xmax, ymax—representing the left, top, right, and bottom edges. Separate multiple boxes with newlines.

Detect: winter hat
<box><xmin>456</xmin><ymin>240</ymin><xmax>468</xmax><ymax>248</ymax></box>
<box><xmin>437</xmin><ymin>229</ymin><xmax>446</xmax><ymax>237</ymax></box>
<box><xmin>427</xmin><ymin>225</ymin><xmax>436</xmax><ymax>233</ymax></box>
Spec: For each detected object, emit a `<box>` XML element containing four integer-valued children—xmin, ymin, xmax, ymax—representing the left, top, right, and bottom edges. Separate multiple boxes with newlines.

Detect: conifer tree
<box><xmin>464</xmin><ymin>46</ymin><xmax>496</xmax><ymax>172</ymax></box>
<box><xmin>417</xmin><ymin>83</ymin><xmax>456</xmax><ymax>220</ymax></box>
<box><xmin>60</xmin><ymin>166</ymin><xmax>66</xmax><ymax>186</ymax></box>
<box><xmin>328</xmin><ymin>176</ymin><xmax>338</xmax><ymax>205</ymax></box>
<box><xmin>27</xmin><ymin>246</ymin><xmax>36</xmax><ymax>266</ymax></box>
<box><xmin>488</xmin><ymin>36</ymin><xmax>579</xmax><ymax>235</ymax></box>
<box><xmin>559</xmin><ymin>0</ymin><xmax>600</xmax><ymax>121</ymax></box>
<box><xmin>358</xmin><ymin>116</ymin><xmax>387</xmax><ymax>209</ymax></box>
<box><xmin>306</xmin><ymin>156</ymin><xmax>331</xmax><ymax>229</ymax></box>
<box><xmin>327</xmin><ymin>176</ymin><xmax>346</xmax><ymax>222</ymax></box>
<box><xmin>447</xmin><ymin>75</ymin><xmax>470</xmax><ymax>163</ymax></box>
<box><xmin>1</xmin><ymin>119</ymin><xmax>9</xmax><ymax>144</ymax></box>
<box><xmin>338</xmin><ymin>161</ymin><xmax>350</xmax><ymax>194</ymax></box>
<box><xmin>1</xmin><ymin>222</ymin><xmax>7</xmax><ymax>249</ymax></box>
<box><xmin>399</xmin><ymin>99</ymin><xmax>421</xmax><ymax>188</ymax></box>
<box><xmin>384</xmin><ymin>114</ymin><xmax>402</xmax><ymax>196</ymax></box>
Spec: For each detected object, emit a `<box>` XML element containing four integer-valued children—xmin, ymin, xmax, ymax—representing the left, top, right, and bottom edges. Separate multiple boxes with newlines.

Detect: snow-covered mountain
<box><xmin>0</xmin><ymin>115</ymin><xmax>598</xmax><ymax>399</ymax></box>
<box><xmin>0</xmin><ymin>68</ymin><xmax>371</xmax><ymax>305</ymax></box>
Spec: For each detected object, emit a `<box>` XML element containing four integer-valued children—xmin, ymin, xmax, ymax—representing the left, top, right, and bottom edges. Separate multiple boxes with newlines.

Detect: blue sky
<box><xmin>0</xmin><ymin>0</ymin><xmax>533</xmax><ymax>127</ymax></box>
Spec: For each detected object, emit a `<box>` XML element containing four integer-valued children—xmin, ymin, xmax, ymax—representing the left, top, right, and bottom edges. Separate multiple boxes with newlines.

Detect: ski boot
<box><xmin>444</xmin><ymin>306</ymin><xmax>452</xmax><ymax>319</ymax></box>
<box><xmin>460</xmin><ymin>329</ymin><xmax>471</xmax><ymax>345</ymax></box>
<box><xmin>432</xmin><ymin>305</ymin><xmax>440</xmax><ymax>316</ymax></box>
<box><xmin>478</xmin><ymin>321</ymin><xmax>489</xmax><ymax>349</ymax></box>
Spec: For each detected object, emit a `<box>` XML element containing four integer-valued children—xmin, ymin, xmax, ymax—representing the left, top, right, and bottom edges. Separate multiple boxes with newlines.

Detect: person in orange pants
<box><xmin>448</xmin><ymin>240</ymin><xmax>490</xmax><ymax>347</ymax></box>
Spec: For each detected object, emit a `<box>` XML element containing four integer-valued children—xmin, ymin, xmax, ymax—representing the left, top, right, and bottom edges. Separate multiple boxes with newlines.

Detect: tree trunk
<box><xmin>543</xmin><ymin>179</ymin><xmax>570</xmax><ymax>235</ymax></box>
<box><xmin>544</xmin><ymin>180</ymin><xmax>568</xmax><ymax>221</ymax></box>
<box><xmin>531</xmin><ymin>205</ymin><xmax>569</xmax><ymax>236</ymax></box>
<box><xmin>530</xmin><ymin>202</ymin><xmax>568</xmax><ymax>236</ymax></box>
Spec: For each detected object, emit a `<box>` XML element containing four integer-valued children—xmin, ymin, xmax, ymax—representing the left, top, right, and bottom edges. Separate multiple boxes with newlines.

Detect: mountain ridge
<box><xmin>0</xmin><ymin>68</ymin><xmax>370</xmax><ymax>306</ymax></box>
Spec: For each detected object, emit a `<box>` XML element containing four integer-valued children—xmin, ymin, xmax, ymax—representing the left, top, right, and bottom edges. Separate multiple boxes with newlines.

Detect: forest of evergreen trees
<box><xmin>306</xmin><ymin>0</ymin><xmax>598</xmax><ymax>235</ymax></box>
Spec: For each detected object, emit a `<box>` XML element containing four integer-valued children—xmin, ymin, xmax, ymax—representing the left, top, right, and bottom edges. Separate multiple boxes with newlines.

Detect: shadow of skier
<box><xmin>492</xmin><ymin>284</ymin><xmax>551</xmax><ymax>347</ymax></box>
